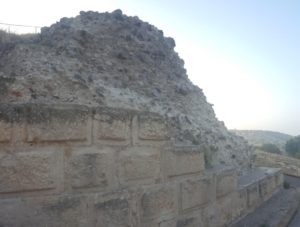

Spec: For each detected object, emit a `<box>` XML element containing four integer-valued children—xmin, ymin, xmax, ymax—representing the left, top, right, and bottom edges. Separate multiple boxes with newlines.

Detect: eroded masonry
<box><xmin>0</xmin><ymin>10</ymin><xmax>282</xmax><ymax>227</ymax></box>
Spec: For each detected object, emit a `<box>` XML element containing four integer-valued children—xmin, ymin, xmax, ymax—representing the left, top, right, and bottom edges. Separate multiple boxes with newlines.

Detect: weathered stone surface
<box><xmin>247</xmin><ymin>183</ymin><xmax>259</xmax><ymax>209</ymax></box>
<box><xmin>259</xmin><ymin>178</ymin><xmax>270</xmax><ymax>200</ymax></box>
<box><xmin>0</xmin><ymin>195</ymin><xmax>90</xmax><ymax>227</ymax></box>
<box><xmin>234</xmin><ymin>189</ymin><xmax>248</xmax><ymax>218</ymax></box>
<box><xmin>0</xmin><ymin>121</ymin><xmax>11</xmax><ymax>142</ymax></box>
<box><xmin>0</xmin><ymin>7</ymin><xmax>255</xmax><ymax>173</ymax></box>
<box><xmin>216</xmin><ymin>168</ymin><xmax>237</xmax><ymax>198</ymax></box>
<box><xmin>275</xmin><ymin>171</ymin><xmax>284</xmax><ymax>186</ymax></box>
<box><xmin>165</xmin><ymin>147</ymin><xmax>205</xmax><ymax>178</ymax></box>
<box><xmin>138</xmin><ymin>114</ymin><xmax>168</xmax><ymax>141</ymax></box>
<box><xmin>200</xmin><ymin>203</ymin><xmax>220</xmax><ymax>227</ymax></box>
<box><xmin>119</xmin><ymin>147</ymin><xmax>161</xmax><ymax>183</ymax></box>
<box><xmin>94</xmin><ymin>109</ymin><xmax>131</xmax><ymax>142</ymax></box>
<box><xmin>0</xmin><ymin>149</ymin><xmax>61</xmax><ymax>193</ymax></box>
<box><xmin>217</xmin><ymin>194</ymin><xmax>234</xmax><ymax>226</ymax></box>
<box><xmin>27</xmin><ymin>105</ymin><xmax>90</xmax><ymax>142</ymax></box>
<box><xmin>180</xmin><ymin>176</ymin><xmax>215</xmax><ymax>211</ymax></box>
<box><xmin>94</xmin><ymin>198</ymin><xmax>132</xmax><ymax>227</ymax></box>
<box><xmin>68</xmin><ymin>147</ymin><xmax>116</xmax><ymax>190</ymax></box>
<box><xmin>176</xmin><ymin>216</ymin><xmax>202</xmax><ymax>227</ymax></box>
<box><xmin>141</xmin><ymin>185</ymin><xmax>178</xmax><ymax>221</ymax></box>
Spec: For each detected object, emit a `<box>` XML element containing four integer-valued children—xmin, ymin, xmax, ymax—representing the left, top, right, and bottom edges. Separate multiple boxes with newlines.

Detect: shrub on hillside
<box><xmin>259</xmin><ymin>143</ymin><xmax>281</xmax><ymax>154</ymax></box>
<box><xmin>285</xmin><ymin>136</ymin><xmax>300</xmax><ymax>158</ymax></box>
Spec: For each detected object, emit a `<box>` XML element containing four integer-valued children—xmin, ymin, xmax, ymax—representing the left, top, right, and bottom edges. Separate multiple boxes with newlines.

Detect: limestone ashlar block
<box><xmin>119</xmin><ymin>147</ymin><xmax>161</xmax><ymax>183</ymax></box>
<box><xmin>0</xmin><ymin>121</ymin><xmax>12</xmax><ymax>142</ymax></box>
<box><xmin>0</xmin><ymin>195</ymin><xmax>90</xmax><ymax>227</ymax></box>
<box><xmin>180</xmin><ymin>176</ymin><xmax>215</xmax><ymax>211</ymax></box>
<box><xmin>217</xmin><ymin>194</ymin><xmax>235</xmax><ymax>227</ymax></box>
<box><xmin>0</xmin><ymin>149</ymin><xmax>60</xmax><ymax>193</ymax></box>
<box><xmin>247</xmin><ymin>183</ymin><xmax>259</xmax><ymax>209</ymax></box>
<box><xmin>68</xmin><ymin>147</ymin><xmax>116</xmax><ymax>190</ymax></box>
<box><xmin>234</xmin><ymin>188</ymin><xmax>248</xmax><ymax>218</ymax></box>
<box><xmin>216</xmin><ymin>168</ymin><xmax>237</xmax><ymax>198</ymax></box>
<box><xmin>141</xmin><ymin>185</ymin><xmax>178</xmax><ymax>222</ymax></box>
<box><xmin>94</xmin><ymin>198</ymin><xmax>132</xmax><ymax>227</ymax></box>
<box><xmin>275</xmin><ymin>171</ymin><xmax>284</xmax><ymax>187</ymax></box>
<box><xmin>259</xmin><ymin>178</ymin><xmax>270</xmax><ymax>201</ymax></box>
<box><xmin>138</xmin><ymin>113</ymin><xmax>169</xmax><ymax>141</ymax></box>
<box><xmin>165</xmin><ymin>146</ymin><xmax>205</xmax><ymax>178</ymax></box>
<box><xmin>200</xmin><ymin>203</ymin><xmax>220</xmax><ymax>227</ymax></box>
<box><xmin>26</xmin><ymin>105</ymin><xmax>90</xmax><ymax>143</ymax></box>
<box><xmin>94</xmin><ymin>108</ymin><xmax>131</xmax><ymax>144</ymax></box>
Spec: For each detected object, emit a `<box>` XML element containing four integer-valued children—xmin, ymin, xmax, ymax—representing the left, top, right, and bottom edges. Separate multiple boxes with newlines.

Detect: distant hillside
<box><xmin>230</xmin><ymin>130</ymin><xmax>292</xmax><ymax>152</ymax></box>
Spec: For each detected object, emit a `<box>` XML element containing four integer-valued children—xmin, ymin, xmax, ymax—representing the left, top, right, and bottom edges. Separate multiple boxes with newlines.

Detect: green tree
<box><xmin>285</xmin><ymin>136</ymin><xmax>300</xmax><ymax>158</ymax></box>
<box><xmin>260</xmin><ymin>143</ymin><xmax>281</xmax><ymax>154</ymax></box>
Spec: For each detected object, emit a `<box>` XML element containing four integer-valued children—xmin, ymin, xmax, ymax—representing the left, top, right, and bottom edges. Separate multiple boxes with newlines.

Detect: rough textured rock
<box><xmin>0</xmin><ymin>9</ymin><xmax>253</xmax><ymax>172</ymax></box>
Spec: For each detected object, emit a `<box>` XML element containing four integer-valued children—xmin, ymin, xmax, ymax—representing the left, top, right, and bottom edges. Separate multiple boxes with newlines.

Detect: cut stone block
<box><xmin>216</xmin><ymin>168</ymin><xmax>237</xmax><ymax>198</ymax></box>
<box><xmin>180</xmin><ymin>176</ymin><xmax>215</xmax><ymax>211</ymax></box>
<box><xmin>68</xmin><ymin>147</ymin><xmax>116</xmax><ymax>190</ymax></box>
<box><xmin>141</xmin><ymin>185</ymin><xmax>177</xmax><ymax>221</ymax></box>
<box><xmin>138</xmin><ymin>114</ymin><xmax>168</xmax><ymax>141</ymax></box>
<box><xmin>0</xmin><ymin>149</ymin><xmax>60</xmax><ymax>193</ymax></box>
<box><xmin>165</xmin><ymin>147</ymin><xmax>205</xmax><ymax>178</ymax></box>
<box><xmin>200</xmin><ymin>203</ymin><xmax>220</xmax><ymax>227</ymax></box>
<box><xmin>94</xmin><ymin>198</ymin><xmax>131</xmax><ymax>227</ymax></box>
<box><xmin>259</xmin><ymin>178</ymin><xmax>269</xmax><ymax>200</ymax></box>
<box><xmin>0</xmin><ymin>195</ymin><xmax>90</xmax><ymax>227</ymax></box>
<box><xmin>27</xmin><ymin>105</ymin><xmax>90</xmax><ymax>142</ymax></box>
<box><xmin>0</xmin><ymin>121</ymin><xmax>11</xmax><ymax>142</ymax></box>
<box><xmin>217</xmin><ymin>194</ymin><xmax>234</xmax><ymax>227</ymax></box>
<box><xmin>234</xmin><ymin>189</ymin><xmax>247</xmax><ymax>218</ymax></box>
<box><xmin>119</xmin><ymin>147</ymin><xmax>161</xmax><ymax>182</ymax></box>
<box><xmin>247</xmin><ymin>183</ymin><xmax>259</xmax><ymax>209</ymax></box>
<box><xmin>94</xmin><ymin>110</ymin><xmax>131</xmax><ymax>142</ymax></box>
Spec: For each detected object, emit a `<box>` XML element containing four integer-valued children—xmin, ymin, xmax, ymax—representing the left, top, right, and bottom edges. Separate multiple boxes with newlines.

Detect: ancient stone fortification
<box><xmin>0</xmin><ymin>104</ymin><xmax>282</xmax><ymax>226</ymax></box>
<box><xmin>0</xmin><ymin>10</ymin><xmax>283</xmax><ymax>226</ymax></box>
<box><xmin>0</xmin><ymin>10</ymin><xmax>253</xmax><ymax>172</ymax></box>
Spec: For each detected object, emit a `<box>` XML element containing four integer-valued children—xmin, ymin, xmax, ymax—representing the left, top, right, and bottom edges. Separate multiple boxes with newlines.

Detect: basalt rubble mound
<box><xmin>0</xmin><ymin>10</ymin><xmax>253</xmax><ymax>172</ymax></box>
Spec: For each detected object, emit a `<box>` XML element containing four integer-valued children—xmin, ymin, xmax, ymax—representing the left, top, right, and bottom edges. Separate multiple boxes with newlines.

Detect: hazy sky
<box><xmin>1</xmin><ymin>1</ymin><xmax>299</xmax><ymax>135</ymax></box>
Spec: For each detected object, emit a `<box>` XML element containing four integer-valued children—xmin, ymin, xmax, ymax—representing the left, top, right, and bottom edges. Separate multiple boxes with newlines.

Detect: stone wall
<box><xmin>255</xmin><ymin>150</ymin><xmax>300</xmax><ymax>177</ymax></box>
<box><xmin>0</xmin><ymin>104</ymin><xmax>282</xmax><ymax>227</ymax></box>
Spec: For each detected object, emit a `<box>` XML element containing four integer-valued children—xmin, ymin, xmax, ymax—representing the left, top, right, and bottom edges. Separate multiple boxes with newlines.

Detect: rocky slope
<box><xmin>231</xmin><ymin>130</ymin><xmax>292</xmax><ymax>152</ymax></box>
<box><xmin>0</xmin><ymin>10</ymin><xmax>253</xmax><ymax>172</ymax></box>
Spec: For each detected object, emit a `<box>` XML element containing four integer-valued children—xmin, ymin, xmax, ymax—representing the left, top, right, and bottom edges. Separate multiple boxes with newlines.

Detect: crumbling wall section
<box><xmin>0</xmin><ymin>104</ymin><xmax>282</xmax><ymax>227</ymax></box>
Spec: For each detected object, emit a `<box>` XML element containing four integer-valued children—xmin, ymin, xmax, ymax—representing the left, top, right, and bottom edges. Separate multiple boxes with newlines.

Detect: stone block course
<box><xmin>247</xmin><ymin>183</ymin><xmax>259</xmax><ymax>209</ymax></box>
<box><xmin>94</xmin><ymin>109</ymin><xmax>131</xmax><ymax>144</ymax></box>
<box><xmin>67</xmin><ymin>147</ymin><xmax>117</xmax><ymax>190</ymax></box>
<box><xmin>141</xmin><ymin>185</ymin><xmax>178</xmax><ymax>222</ymax></box>
<box><xmin>138</xmin><ymin>114</ymin><xmax>168</xmax><ymax>141</ymax></box>
<box><xmin>119</xmin><ymin>146</ymin><xmax>161</xmax><ymax>183</ymax></box>
<box><xmin>0</xmin><ymin>149</ymin><xmax>62</xmax><ymax>194</ymax></box>
<box><xmin>26</xmin><ymin>105</ymin><xmax>91</xmax><ymax>143</ymax></box>
<box><xmin>0</xmin><ymin>121</ymin><xmax>12</xmax><ymax>142</ymax></box>
<box><xmin>94</xmin><ymin>197</ymin><xmax>133</xmax><ymax>227</ymax></box>
<box><xmin>165</xmin><ymin>146</ymin><xmax>205</xmax><ymax>178</ymax></box>
<box><xmin>216</xmin><ymin>168</ymin><xmax>237</xmax><ymax>198</ymax></box>
<box><xmin>180</xmin><ymin>175</ymin><xmax>215</xmax><ymax>211</ymax></box>
<box><xmin>0</xmin><ymin>195</ymin><xmax>90</xmax><ymax>227</ymax></box>
<box><xmin>217</xmin><ymin>194</ymin><xmax>235</xmax><ymax>227</ymax></box>
<box><xmin>234</xmin><ymin>188</ymin><xmax>248</xmax><ymax>218</ymax></box>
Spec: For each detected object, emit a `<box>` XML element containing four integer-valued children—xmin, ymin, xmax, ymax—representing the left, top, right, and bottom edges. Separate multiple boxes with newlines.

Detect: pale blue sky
<box><xmin>1</xmin><ymin>1</ymin><xmax>299</xmax><ymax>135</ymax></box>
